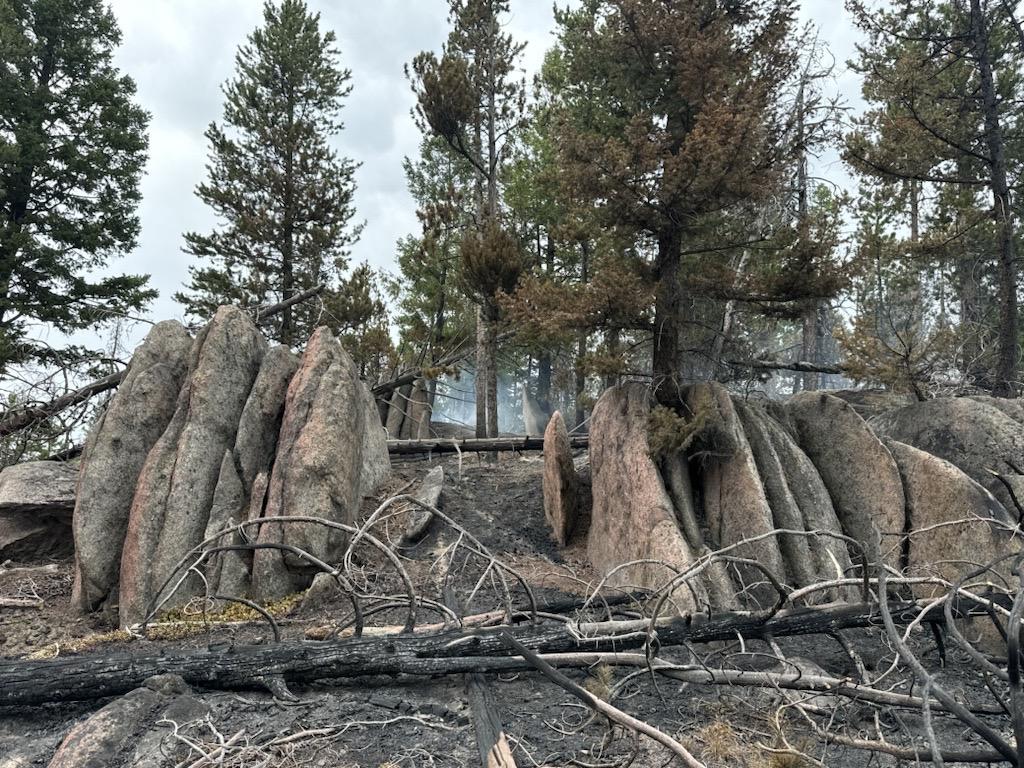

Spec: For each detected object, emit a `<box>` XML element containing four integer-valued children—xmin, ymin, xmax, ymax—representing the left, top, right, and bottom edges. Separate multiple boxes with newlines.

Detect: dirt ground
<box><xmin>0</xmin><ymin>452</ymin><xmax>1015</xmax><ymax>767</ymax></box>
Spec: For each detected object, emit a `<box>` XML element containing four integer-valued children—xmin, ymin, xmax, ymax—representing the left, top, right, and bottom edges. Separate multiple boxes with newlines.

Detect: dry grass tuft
<box><xmin>24</xmin><ymin>629</ymin><xmax>133</xmax><ymax>659</ymax></box>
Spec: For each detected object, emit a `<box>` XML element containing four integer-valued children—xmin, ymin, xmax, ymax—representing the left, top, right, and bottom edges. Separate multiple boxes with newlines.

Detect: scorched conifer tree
<box><xmin>409</xmin><ymin>0</ymin><xmax>526</xmax><ymax>439</ymax></box>
<box><xmin>551</xmin><ymin>0</ymin><xmax>800</xmax><ymax>392</ymax></box>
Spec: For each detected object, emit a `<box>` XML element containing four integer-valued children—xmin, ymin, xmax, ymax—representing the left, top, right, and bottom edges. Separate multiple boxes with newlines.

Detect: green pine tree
<box><xmin>0</xmin><ymin>0</ymin><xmax>154</xmax><ymax>376</ymax></box>
<box><xmin>175</xmin><ymin>0</ymin><xmax>362</xmax><ymax>348</ymax></box>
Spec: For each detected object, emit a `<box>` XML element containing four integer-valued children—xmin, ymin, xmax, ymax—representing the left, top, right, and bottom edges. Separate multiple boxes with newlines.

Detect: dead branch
<box><xmin>0</xmin><ymin>370</ymin><xmax>126</xmax><ymax>439</ymax></box>
<box><xmin>253</xmin><ymin>285</ymin><xmax>325</xmax><ymax>322</ymax></box>
<box><xmin>500</xmin><ymin>632</ymin><xmax>705</xmax><ymax>767</ymax></box>
<box><xmin>0</xmin><ymin>288</ymin><xmax>325</xmax><ymax>440</ymax></box>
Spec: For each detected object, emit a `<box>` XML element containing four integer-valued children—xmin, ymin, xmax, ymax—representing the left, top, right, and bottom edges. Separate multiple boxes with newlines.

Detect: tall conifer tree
<box><xmin>176</xmin><ymin>0</ymin><xmax>362</xmax><ymax>348</ymax></box>
<box><xmin>0</xmin><ymin>0</ymin><xmax>153</xmax><ymax>375</ymax></box>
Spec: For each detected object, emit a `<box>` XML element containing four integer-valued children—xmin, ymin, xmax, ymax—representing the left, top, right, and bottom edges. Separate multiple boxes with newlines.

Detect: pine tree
<box><xmin>0</xmin><ymin>0</ymin><xmax>154</xmax><ymax>376</ymax></box>
<box><xmin>846</xmin><ymin>0</ymin><xmax>1024</xmax><ymax>396</ymax></box>
<box><xmin>409</xmin><ymin>0</ymin><xmax>526</xmax><ymax>439</ymax></box>
<box><xmin>175</xmin><ymin>0</ymin><xmax>362</xmax><ymax>348</ymax></box>
<box><xmin>550</xmin><ymin>0</ymin><xmax>800</xmax><ymax>391</ymax></box>
<box><xmin>393</xmin><ymin>138</ymin><xmax>475</xmax><ymax>364</ymax></box>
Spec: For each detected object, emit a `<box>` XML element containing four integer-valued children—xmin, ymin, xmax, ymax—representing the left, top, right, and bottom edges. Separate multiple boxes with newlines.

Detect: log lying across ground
<box><xmin>388</xmin><ymin>435</ymin><xmax>589</xmax><ymax>455</ymax></box>
<box><xmin>0</xmin><ymin>598</ymin><xmax>998</xmax><ymax>706</ymax></box>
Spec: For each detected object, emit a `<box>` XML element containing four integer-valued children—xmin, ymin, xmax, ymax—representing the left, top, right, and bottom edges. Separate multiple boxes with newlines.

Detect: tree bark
<box><xmin>535</xmin><ymin>235</ymin><xmax>556</xmax><ymax>414</ymax></box>
<box><xmin>653</xmin><ymin>228</ymin><xmax>683</xmax><ymax>390</ymax></box>
<box><xmin>484</xmin><ymin>301</ymin><xmax>499</xmax><ymax>441</ymax></box>
<box><xmin>575</xmin><ymin>241</ymin><xmax>590</xmax><ymax>429</ymax></box>
<box><xmin>474</xmin><ymin>306</ymin><xmax>488</xmax><ymax>439</ymax></box>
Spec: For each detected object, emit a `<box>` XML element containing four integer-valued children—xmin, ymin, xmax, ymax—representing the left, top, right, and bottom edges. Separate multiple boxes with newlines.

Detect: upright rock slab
<box><xmin>251</xmin><ymin>328</ymin><xmax>389</xmax><ymax>602</ymax></box>
<box><xmin>71</xmin><ymin>321</ymin><xmax>192</xmax><ymax>612</ymax></box>
<box><xmin>542</xmin><ymin>411</ymin><xmax>579</xmax><ymax>546</ymax></box>
<box><xmin>736</xmin><ymin>402</ymin><xmax>818</xmax><ymax>589</ymax></box>
<box><xmin>203</xmin><ymin>345</ymin><xmax>299</xmax><ymax>597</ymax></box>
<box><xmin>759</xmin><ymin>412</ymin><xmax>855</xmax><ymax>595</ymax></box>
<box><xmin>119</xmin><ymin>307</ymin><xmax>266</xmax><ymax>626</ymax></box>
<box><xmin>688</xmin><ymin>384</ymin><xmax>787</xmax><ymax>604</ymax></box>
<box><xmin>787</xmin><ymin>392</ymin><xmax>905</xmax><ymax>570</ymax></box>
<box><xmin>588</xmin><ymin>384</ymin><xmax>703</xmax><ymax>609</ymax></box>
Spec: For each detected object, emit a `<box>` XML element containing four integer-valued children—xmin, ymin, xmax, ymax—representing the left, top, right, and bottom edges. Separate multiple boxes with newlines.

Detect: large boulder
<box><xmin>886</xmin><ymin>439</ymin><xmax>1017</xmax><ymax>597</ymax></box>
<box><xmin>787</xmin><ymin>393</ymin><xmax>905</xmax><ymax>570</ymax></box>
<box><xmin>47</xmin><ymin>677</ymin><xmax>203</xmax><ymax>768</ymax></box>
<box><xmin>0</xmin><ymin>460</ymin><xmax>78</xmax><ymax>515</ymax></box>
<box><xmin>542</xmin><ymin>411</ymin><xmax>579</xmax><ymax>546</ymax></box>
<box><xmin>879</xmin><ymin>397</ymin><xmax>1024</xmax><ymax>512</ymax></box>
<box><xmin>0</xmin><ymin>461</ymin><xmax>78</xmax><ymax>560</ymax></box>
<box><xmin>588</xmin><ymin>384</ymin><xmax>703</xmax><ymax>609</ymax></box>
<box><xmin>119</xmin><ymin>307</ymin><xmax>267</xmax><ymax>626</ymax></box>
<box><xmin>969</xmin><ymin>395</ymin><xmax>1024</xmax><ymax>424</ymax></box>
<box><xmin>688</xmin><ymin>383</ymin><xmax>786</xmax><ymax>605</ymax></box>
<box><xmin>398</xmin><ymin>464</ymin><xmax>444</xmax><ymax>547</ymax></box>
<box><xmin>251</xmin><ymin>328</ymin><xmax>389</xmax><ymax>602</ymax></box>
<box><xmin>71</xmin><ymin>321</ymin><xmax>193</xmax><ymax>612</ymax></box>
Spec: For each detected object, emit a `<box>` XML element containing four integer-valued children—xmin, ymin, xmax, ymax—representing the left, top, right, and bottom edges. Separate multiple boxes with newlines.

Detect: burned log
<box><xmin>0</xmin><ymin>597</ymin><xmax>1001</xmax><ymax>707</ymax></box>
<box><xmin>388</xmin><ymin>435</ymin><xmax>589</xmax><ymax>456</ymax></box>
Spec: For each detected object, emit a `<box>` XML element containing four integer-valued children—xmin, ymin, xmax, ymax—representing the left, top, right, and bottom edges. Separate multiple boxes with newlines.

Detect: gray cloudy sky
<box><xmin>102</xmin><ymin>0</ymin><xmax>861</xmax><ymax>342</ymax></box>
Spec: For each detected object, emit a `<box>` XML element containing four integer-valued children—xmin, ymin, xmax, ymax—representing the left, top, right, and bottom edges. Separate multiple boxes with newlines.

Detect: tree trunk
<box><xmin>711</xmin><ymin>249</ymin><xmax>751</xmax><ymax>381</ymax></box>
<box><xmin>972</xmin><ymin>0</ymin><xmax>1020</xmax><ymax>397</ymax></box>
<box><xmin>653</xmin><ymin>228</ymin><xmax>683</xmax><ymax>389</ymax></box>
<box><xmin>474</xmin><ymin>306</ymin><xmax>487</xmax><ymax>439</ymax></box>
<box><xmin>576</xmin><ymin>241</ymin><xmax>590</xmax><ymax>429</ymax></box>
<box><xmin>484</xmin><ymin>302</ymin><xmax>499</xmax><ymax>440</ymax></box>
<box><xmin>603</xmin><ymin>328</ymin><xmax>620</xmax><ymax>392</ymax></box>
<box><xmin>536</xmin><ymin>234</ymin><xmax>556</xmax><ymax>413</ymax></box>
<box><xmin>799</xmin><ymin>306</ymin><xmax>821</xmax><ymax>392</ymax></box>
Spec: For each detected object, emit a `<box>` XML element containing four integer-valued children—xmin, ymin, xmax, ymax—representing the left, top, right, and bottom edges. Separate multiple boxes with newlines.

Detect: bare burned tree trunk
<box><xmin>535</xmin><ymin>234</ymin><xmax>556</xmax><ymax>414</ymax></box>
<box><xmin>972</xmin><ymin>0</ymin><xmax>1020</xmax><ymax>397</ymax></box>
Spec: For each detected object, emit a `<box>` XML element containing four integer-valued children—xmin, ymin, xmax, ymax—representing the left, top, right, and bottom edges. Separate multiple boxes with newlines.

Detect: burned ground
<box><xmin>0</xmin><ymin>454</ymin><xmax>1014</xmax><ymax>767</ymax></box>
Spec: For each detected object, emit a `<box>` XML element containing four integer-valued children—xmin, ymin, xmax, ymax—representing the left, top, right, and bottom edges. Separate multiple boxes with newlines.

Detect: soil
<box><xmin>0</xmin><ymin>452</ymin><xmax>1014</xmax><ymax>767</ymax></box>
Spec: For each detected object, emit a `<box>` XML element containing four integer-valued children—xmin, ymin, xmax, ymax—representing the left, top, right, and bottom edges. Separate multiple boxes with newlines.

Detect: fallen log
<box><xmin>729</xmin><ymin>358</ymin><xmax>846</xmax><ymax>376</ymax></box>
<box><xmin>387</xmin><ymin>435</ymin><xmax>589</xmax><ymax>456</ymax></box>
<box><xmin>0</xmin><ymin>371</ymin><xmax>127</xmax><ymax>439</ymax></box>
<box><xmin>0</xmin><ymin>598</ymin><xmax>999</xmax><ymax>706</ymax></box>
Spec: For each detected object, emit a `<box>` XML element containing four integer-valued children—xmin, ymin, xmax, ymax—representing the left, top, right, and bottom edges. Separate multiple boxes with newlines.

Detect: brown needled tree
<box><xmin>550</xmin><ymin>0</ymin><xmax>800</xmax><ymax>395</ymax></box>
<box><xmin>408</xmin><ymin>0</ymin><xmax>526</xmax><ymax>439</ymax></box>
